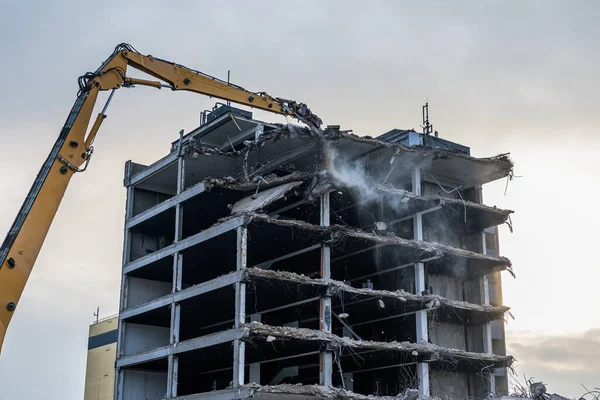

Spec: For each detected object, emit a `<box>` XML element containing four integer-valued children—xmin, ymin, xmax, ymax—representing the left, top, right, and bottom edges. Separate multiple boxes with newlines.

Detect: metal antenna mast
<box><xmin>422</xmin><ymin>101</ymin><xmax>434</xmax><ymax>136</ymax></box>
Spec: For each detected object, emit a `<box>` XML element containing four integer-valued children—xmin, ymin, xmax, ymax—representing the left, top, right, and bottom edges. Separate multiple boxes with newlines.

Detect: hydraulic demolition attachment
<box><xmin>0</xmin><ymin>43</ymin><xmax>322</xmax><ymax>352</ymax></box>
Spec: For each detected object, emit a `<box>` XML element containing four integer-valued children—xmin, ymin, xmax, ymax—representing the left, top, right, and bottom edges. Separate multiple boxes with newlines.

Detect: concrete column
<box><xmin>167</xmin><ymin>354</ymin><xmax>179</xmax><ymax>397</ymax></box>
<box><xmin>319</xmin><ymin>192</ymin><xmax>333</xmax><ymax>387</ymax></box>
<box><xmin>343</xmin><ymin>372</ymin><xmax>354</xmax><ymax>391</ymax></box>
<box><xmin>168</xmin><ymin>156</ymin><xmax>185</xmax><ymax>398</ymax></box>
<box><xmin>115</xmin><ymin>176</ymin><xmax>135</xmax><ymax>399</ymax></box>
<box><xmin>115</xmin><ymin>368</ymin><xmax>125</xmax><ymax>400</ymax></box>
<box><xmin>412</xmin><ymin>168</ymin><xmax>429</xmax><ymax>396</ymax></box>
<box><xmin>249</xmin><ymin>314</ymin><xmax>261</xmax><ymax>384</ymax></box>
<box><xmin>233</xmin><ymin>227</ymin><xmax>248</xmax><ymax>387</ymax></box>
<box><xmin>474</xmin><ymin>186</ymin><xmax>496</xmax><ymax>396</ymax></box>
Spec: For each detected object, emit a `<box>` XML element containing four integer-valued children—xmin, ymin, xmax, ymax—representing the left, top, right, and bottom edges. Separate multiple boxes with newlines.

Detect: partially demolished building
<box><xmin>114</xmin><ymin>106</ymin><xmax>514</xmax><ymax>400</ymax></box>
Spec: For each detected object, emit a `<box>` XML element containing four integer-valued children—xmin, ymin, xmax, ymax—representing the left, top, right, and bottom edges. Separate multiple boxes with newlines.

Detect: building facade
<box><xmin>84</xmin><ymin>315</ymin><xmax>118</xmax><ymax>400</ymax></box>
<box><xmin>113</xmin><ymin>106</ymin><xmax>513</xmax><ymax>399</ymax></box>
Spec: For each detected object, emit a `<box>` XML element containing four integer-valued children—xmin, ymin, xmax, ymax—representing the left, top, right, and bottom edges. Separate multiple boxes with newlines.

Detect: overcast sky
<box><xmin>0</xmin><ymin>1</ymin><xmax>598</xmax><ymax>399</ymax></box>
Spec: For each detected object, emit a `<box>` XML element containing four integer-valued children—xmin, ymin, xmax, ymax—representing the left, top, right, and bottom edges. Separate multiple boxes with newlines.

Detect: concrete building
<box><xmin>113</xmin><ymin>106</ymin><xmax>513</xmax><ymax>400</ymax></box>
<box><xmin>84</xmin><ymin>315</ymin><xmax>118</xmax><ymax>400</ymax></box>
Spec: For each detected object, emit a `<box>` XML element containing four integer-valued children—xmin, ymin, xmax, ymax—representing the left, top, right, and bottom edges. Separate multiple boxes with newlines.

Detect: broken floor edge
<box><xmin>169</xmin><ymin>383</ymin><xmax>423</xmax><ymax>400</ymax></box>
<box><xmin>183</xmin><ymin>124</ymin><xmax>514</xmax><ymax>172</ymax></box>
<box><xmin>250</xmin><ymin>383</ymin><xmax>422</xmax><ymax>400</ymax></box>
<box><xmin>204</xmin><ymin>172</ymin><xmax>514</xmax><ymax>217</ymax></box>
<box><xmin>243</xmin><ymin>322</ymin><xmax>513</xmax><ymax>367</ymax></box>
<box><xmin>238</xmin><ymin>213</ymin><xmax>513</xmax><ymax>273</ymax></box>
<box><xmin>244</xmin><ymin>267</ymin><xmax>510</xmax><ymax>316</ymax></box>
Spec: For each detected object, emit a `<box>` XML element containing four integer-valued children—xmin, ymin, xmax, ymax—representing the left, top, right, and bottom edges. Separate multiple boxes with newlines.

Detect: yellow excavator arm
<box><xmin>0</xmin><ymin>43</ymin><xmax>322</xmax><ymax>351</ymax></box>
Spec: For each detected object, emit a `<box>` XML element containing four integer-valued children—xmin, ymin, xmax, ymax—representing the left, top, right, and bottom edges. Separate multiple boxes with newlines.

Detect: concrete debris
<box><xmin>201</xmin><ymin>169</ymin><xmax>513</xmax><ymax>230</ymax></box>
<box><xmin>244</xmin><ymin>322</ymin><xmax>513</xmax><ymax>368</ymax></box>
<box><xmin>372</xmin><ymin>184</ymin><xmax>514</xmax><ymax>219</ymax></box>
<box><xmin>183</xmin><ymin>123</ymin><xmax>514</xmax><ymax>188</ymax></box>
<box><xmin>242</xmin><ymin>213</ymin><xmax>513</xmax><ymax>276</ymax></box>
<box><xmin>502</xmin><ymin>380</ymin><xmax>578</xmax><ymax>400</ymax></box>
<box><xmin>248</xmin><ymin>383</ymin><xmax>423</xmax><ymax>400</ymax></box>
<box><xmin>207</xmin><ymin>171</ymin><xmax>313</xmax><ymax>192</ymax></box>
<box><xmin>266</xmin><ymin>335</ymin><xmax>276</xmax><ymax>343</ymax></box>
<box><xmin>231</xmin><ymin>181</ymin><xmax>303</xmax><ymax>213</ymax></box>
<box><xmin>375</xmin><ymin>221</ymin><xmax>388</xmax><ymax>231</ymax></box>
<box><xmin>244</xmin><ymin>268</ymin><xmax>510</xmax><ymax>319</ymax></box>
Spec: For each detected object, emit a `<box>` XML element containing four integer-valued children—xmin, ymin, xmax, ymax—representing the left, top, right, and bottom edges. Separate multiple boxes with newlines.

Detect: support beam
<box><xmin>412</xmin><ymin>168</ymin><xmax>430</xmax><ymax>397</ymax></box>
<box><xmin>251</xmin><ymin>244</ymin><xmax>321</xmax><ymax>269</ymax></box>
<box><xmin>249</xmin><ymin>314</ymin><xmax>261</xmax><ymax>384</ymax></box>
<box><xmin>348</xmin><ymin>256</ymin><xmax>441</xmax><ymax>283</ymax></box>
<box><xmin>218</xmin><ymin>124</ymin><xmax>263</xmax><ymax>151</ymax></box>
<box><xmin>269</xmin><ymin>198</ymin><xmax>309</xmax><ymax>216</ymax></box>
<box><xmin>115</xmin><ymin>181</ymin><xmax>134</xmax><ymax>400</ymax></box>
<box><xmin>477</xmin><ymin>184</ymin><xmax>496</xmax><ymax>396</ymax></box>
<box><xmin>319</xmin><ymin>192</ymin><xmax>333</xmax><ymax>387</ymax></box>
<box><xmin>170</xmin><ymin>302</ymin><xmax>181</xmax><ymax>344</ymax></box>
<box><xmin>233</xmin><ymin>227</ymin><xmax>248</xmax><ymax>388</ymax></box>
<box><xmin>343</xmin><ymin>373</ymin><xmax>354</xmax><ymax>391</ymax></box>
<box><xmin>167</xmin><ymin>354</ymin><xmax>179</xmax><ymax>398</ymax></box>
<box><xmin>331</xmin><ymin>243</ymin><xmax>386</xmax><ymax>263</ymax></box>
<box><xmin>254</xmin><ymin>297</ymin><xmax>319</xmax><ymax>318</ymax></box>
<box><xmin>269</xmin><ymin>366</ymin><xmax>299</xmax><ymax>385</ymax></box>
<box><xmin>385</xmin><ymin>205</ymin><xmax>443</xmax><ymax>227</ymax></box>
<box><xmin>169</xmin><ymin>155</ymin><xmax>185</xmax><ymax>399</ymax></box>
<box><xmin>352</xmin><ymin>310</ymin><xmax>421</xmax><ymax>327</ymax></box>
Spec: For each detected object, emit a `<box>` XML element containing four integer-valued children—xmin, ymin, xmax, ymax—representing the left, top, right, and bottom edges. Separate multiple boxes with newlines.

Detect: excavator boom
<box><xmin>0</xmin><ymin>43</ymin><xmax>321</xmax><ymax>351</ymax></box>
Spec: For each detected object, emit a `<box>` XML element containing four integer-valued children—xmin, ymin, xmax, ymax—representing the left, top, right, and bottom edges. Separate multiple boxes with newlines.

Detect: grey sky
<box><xmin>0</xmin><ymin>1</ymin><xmax>598</xmax><ymax>399</ymax></box>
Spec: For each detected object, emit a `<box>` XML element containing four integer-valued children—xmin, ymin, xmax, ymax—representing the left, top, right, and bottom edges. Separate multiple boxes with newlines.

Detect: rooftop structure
<box><xmin>113</xmin><ymin>106</ymin><xmax>513</xmax><ymax>399</ymax></box>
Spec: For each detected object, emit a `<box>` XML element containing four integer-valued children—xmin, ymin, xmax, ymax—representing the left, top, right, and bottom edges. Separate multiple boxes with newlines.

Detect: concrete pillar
<box><xmin>319</xmin><ymin>192</ymin><xmax>333</xmax><ymax>387</ymax></box>
<box><xmin>343</xmin><ymin>372</ymin><xmax>354</xmax><ymax>391</ymax></box>
<box><xmin>167</xmin><ymin>156</ymin><xmax>185</xmax><ymax>398</ymax></box>
<box><xmin>115</xmin><ymin>171</ymin><xmax>135</xmax><ymax>400</ymax></box>
<box><xmin>412</xmin><ymin>168</ymin><xmax>429</xmax><ymax>396</ymax></box>
<box><xmin>249</xmin><ymin>314</ymin><xmax>261</xmax><ymax>384</ymax></box>
<box><xmin>475</xmin><ymin>185</ymin><xmax>496</xmax><ymax>396</ymax></box>
<box><xmin>233</xmin><ymin>226</ymin><xmax>247</xmax><ymax>387</ymax></box>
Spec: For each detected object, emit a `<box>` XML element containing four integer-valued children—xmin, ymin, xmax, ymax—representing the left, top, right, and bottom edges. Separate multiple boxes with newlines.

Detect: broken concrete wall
<box><xmin>429</xmin><ymin>321</ymin><xmax>467</xmax><ymax>350</ymax></box>
<box><xmin>430</xmin><ymin>370</ymin><xmax>470</xmax><ymax>400</ymax></box>
<box><xmin>428</xmin><ymin>275</ymin><xmax>462</xmax><ymax>301</ymax></box>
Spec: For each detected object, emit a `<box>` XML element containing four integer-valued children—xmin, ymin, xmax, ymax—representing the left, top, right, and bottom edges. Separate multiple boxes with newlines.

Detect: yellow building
<box><xmin>84</xmin><ymin>315</ymin><xmax>118</xmax><ymax>400</ymax></box>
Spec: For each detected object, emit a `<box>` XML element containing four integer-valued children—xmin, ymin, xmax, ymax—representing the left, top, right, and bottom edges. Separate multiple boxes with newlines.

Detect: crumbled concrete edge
<box><xmin>243</xmin><ymin>322</ymin><xmax>513</xmax><ymax>367</ymax></box>
<box><xmin>206</xmin><ymin>171</ymin><xmax>314</xmax><ymax>192</ymax></box>
<box><xmin>242</xmin><ymin>213</ymin><xmax>512</xmax><ymax>273</ymax></box>
<box><xmin>372</xmin><ymin>184</ymin><xmax>514</xmax><ymax>217</ymax></box>
<box><xmin>201</xmin><ymin>170</ymin><xmax>513</xmax><ymax>219</ymax></box>
<box><xmin>247</xmin><ymin>383</ymin><xmax>423</xmax><ymax>400</ymax></box>
<box><xmin>245</xmin><ymin>268</ymin><xmax>510</xmax><ymax>317</ymax></box>
<box><xmin>183</xmin><ymin>124</ymin><xmax>513</xmax><ymax>174</ymax></box>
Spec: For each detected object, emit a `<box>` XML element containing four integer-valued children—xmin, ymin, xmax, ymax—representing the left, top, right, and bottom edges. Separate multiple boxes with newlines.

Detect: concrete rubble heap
<box><xmin>114</xmin><ymin>111</ymin><xmax>514</xmax><ymax>400</ymax></box>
